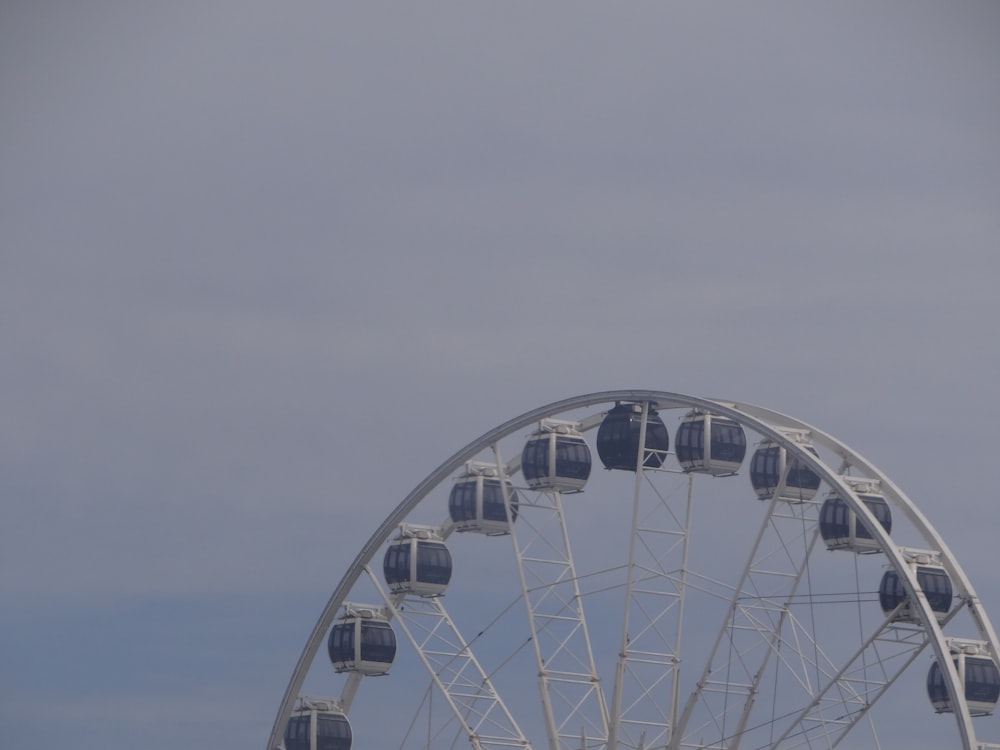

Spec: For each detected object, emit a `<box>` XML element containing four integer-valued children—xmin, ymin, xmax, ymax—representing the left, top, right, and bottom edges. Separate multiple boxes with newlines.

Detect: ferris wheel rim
<box><xmin>267</xmin><ymin>389</ymin><xmax>999</xmax><ymax>750</ymax></box>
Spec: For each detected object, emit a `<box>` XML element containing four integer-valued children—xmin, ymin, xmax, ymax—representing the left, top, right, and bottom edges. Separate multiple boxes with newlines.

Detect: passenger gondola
<box><xmin>927</xmin><ymin>645</ymin><xmax>1000</xmax><ymax>716</ymax></box>
<box><xmin>675</xmin><ymin>411</ymin><xmax>747</xmax><ymax>476</ymax></box>
<box><xmin>328</xmin><ymin>605</ymin><xmax>397</xmax><ymax>675</ymax></box>
<box><xmin>383</xmin><ymin>526</ymin><xmax>452</xmax><ymax>597</ymax></box>
<box><xmin>749</xmin><ymin>438</ymin><xmax>821</xmax><ymax>502</ymax></box>
<box><xmin>878</xmin><ymin>562</ymin><xmax>953</xmax><ymax>624</ymax></box>
<box><xmin>596</xmin><ymin>402</ymin><xmax>670</xmax><ymax>471</ymax></box>
<box><xmin>449</xmin><ymin>462</ymin><xmax>518</xmax><ymax>534</ymax></box>
<box><xmin>284</xmin><ymin>698</ymin><xmax>352</xmax><ymax>750</ymax></box>
<box><xmin>521</xmin><ymin>421</ymin><xmax>591</xmax><ymax>492</ymax></box>
<box><xmin>819</xmin><ymin>482</ymin><xmax>892</xmax><ymax>553</ymax></box>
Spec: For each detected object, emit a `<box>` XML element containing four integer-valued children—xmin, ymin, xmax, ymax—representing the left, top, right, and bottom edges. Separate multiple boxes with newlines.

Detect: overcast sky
<box><xmin>2</xmin><ymin>3</ymin><xmax>999</xmax><ymax>749</ymax></box>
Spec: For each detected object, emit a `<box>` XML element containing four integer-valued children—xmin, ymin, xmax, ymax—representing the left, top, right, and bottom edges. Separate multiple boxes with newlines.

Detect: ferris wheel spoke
<box><xmin>507</xmin><ymin>484</ymin><xmax>610</xmax><ymax>750</ymax></box>
<box><xmin>609</xmin><ymin>464</ymin><xmax>694</xmax><ymax>750</ymax></box>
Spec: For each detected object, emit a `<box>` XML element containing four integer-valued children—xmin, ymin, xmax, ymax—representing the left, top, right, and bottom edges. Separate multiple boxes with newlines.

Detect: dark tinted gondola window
<box><xmin>555</xmin><ymin>438</ymin><xmax>591</xmax><ymax>480</ymax></box>
<box><xmin>481</xmin><ymin>479</ymin><xmax>502</xmax><ymax>521</ymax></box>
<box><xmin>750</xmin><ymin>446</ymin><xmax>780</xmax><ymax>490</ymax></box>
<box><xmin>416</xmin><ymin>543</ymin><xmax>452</xmax><ymax>585</ymax></box>
<box><xmin>967</xmin><ymin>658</ymin><xmax>1000</xmax><ymax>703</ymax></box>
<box><xmin>869</xmin><ymin>497</ymin><xmax>892</xmax><ymax>534</ymax></box>
<box><xmin>449</xmin><ymin>481</ymin><xmax>478</xmax><ymax>522</ymax></box>
<box><xmin>879</xmin><ymin>570</ymin><xmax>906</xmax><ymax>612</ymax></box>
<box><xmin>785</xmin><ymin>456</ymin><xmax>821</xmax><ymax>493</ymax></box>
<box><xmin>917</xmin><ymin>566</ymin><xmax>953</xmax><ymax>613</ymax></box>
<box><xmin>676</xmin><ymin>420</ymin><xmax>704</xmax><ymax>463</ymax></box>
<box><xmin>328</xmin><ymin>623</ymin><xmax>355</xmax><ymax>661</ymax></box>
<box><xmin>855</xmin><ymin>496</ymin><xmax>891</xmax><ymax>540</ymax></box>
<box><xmin>316</xmin><ymin>714</ymin><xmax>352</xmax><ymax>750</ymax></box>
<box><xmin>359</xmin><ymin>621</ymin><xmax>397</xmax><ymax>663</ymax></box>
<box><xmin>819</xmin><ymin>497</ymin><xmax>850</xmax><ymax>538</ymax></box>
<box><xmin>597</xmin><ymin>410</ymin><xmax>636</xmax><ymax>469</ymax></box>
<box><xmin>710</xmin><ymin>421</ymin><xmax>746</xmax><ymax>462</ymax></box>
<box><xmin>521</xmin><ymin>438</ymin><xmax>548</xmax><ymax>481</ymax></box>
<box><xmin>383</xmin><ymin>543</ymin><xmax>410</xmax><ymax>585</ymax></box>
<box><xmin>835</xmin><ymin>500</ymin><xmax>849</xmax><ymax>530</ymax></box>
<box><xmin>285</xmin><ymin>716</ymin><xmax>311</xmax><ymax>750</ymax></box>
<box><xmin>481</xmin><ymin>480</ymin><xmax>517</xmax><ymax>522</ymax></box>
<box><xmin>854</xmin><ymin>498</ymin><xmax>874</xmax><ymax>540</ymax></box>
<box><xmin>927</xmin><ymin>660</ymin><xmax>948</xmax><ymax>708</ymax></box>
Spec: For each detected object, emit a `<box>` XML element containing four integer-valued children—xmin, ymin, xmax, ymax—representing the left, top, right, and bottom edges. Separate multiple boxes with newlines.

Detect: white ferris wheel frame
<box><xmin>266</xmin><ymin>389</ymin><xmax>1000</xmax><ymax>750</ymax></box>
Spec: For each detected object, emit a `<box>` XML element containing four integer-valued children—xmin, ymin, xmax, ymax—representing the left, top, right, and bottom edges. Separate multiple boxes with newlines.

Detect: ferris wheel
<box><xmin>266</xmin><ymin>390</ymin><xmax>1000</xmax><ymax>750</ymax></box>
